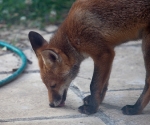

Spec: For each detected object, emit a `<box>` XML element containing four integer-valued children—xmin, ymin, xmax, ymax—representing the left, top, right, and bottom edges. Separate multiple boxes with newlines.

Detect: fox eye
<box><xmin>50</xmin><ymin>84</ymin><xmax>56</xmax><ymax>88</ymax></box>
<box><xmin>49</xmin><ymin>53</ymin><xmax>57</xmax><ymax>62</ymax></box>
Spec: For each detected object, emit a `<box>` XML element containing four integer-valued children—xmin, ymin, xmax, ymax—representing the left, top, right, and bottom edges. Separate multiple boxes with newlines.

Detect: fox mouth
<box><xmin>58</xmin><ymin>89</ymin><xmax>67</xmax><ymax>107</ymax></box>
<box><xmin>57</xmin><ymin>99</ymin><xmax>65</xmax><ymax>107</ymax></box>
<box><xmin>50</xmin><ymin>89</ymin><xmax>67</xmax><ymax>107</ymax></box>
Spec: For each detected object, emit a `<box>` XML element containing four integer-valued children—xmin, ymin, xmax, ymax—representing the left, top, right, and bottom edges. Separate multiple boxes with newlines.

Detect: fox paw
<box><xmin>83</xmin><ymin>95</ymin><xmax>91</xmax><ymax>105</ymax></box>
<box><xmin>121</xmin><ymin>105</ymin><xmax>140</xmax><ymax>115</ymax></box>
<box><xmin>78</xmin><ymin>105</ymin><xmax>97</xmax><ymax>115</ymax></box>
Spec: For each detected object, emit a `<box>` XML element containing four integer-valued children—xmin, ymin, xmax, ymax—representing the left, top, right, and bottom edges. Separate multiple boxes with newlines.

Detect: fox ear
<box><xmin>41</xmin><ymin>50</ymin><xmax>61</xmax><ymax>68</ymax></box>
<box><xmin>28</xmin><ymin>31</ymin><xmax>47</xmax><ymax>53</ymax></box>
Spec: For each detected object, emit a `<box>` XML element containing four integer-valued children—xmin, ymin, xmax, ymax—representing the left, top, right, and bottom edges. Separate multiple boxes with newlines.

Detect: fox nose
<box><xmin>49</xmin><ymin>103</ymin><xmax>55</xmax><ymax>108</ymax></box>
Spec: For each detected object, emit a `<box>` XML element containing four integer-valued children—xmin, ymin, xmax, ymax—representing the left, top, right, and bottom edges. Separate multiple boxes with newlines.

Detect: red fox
<box><xmin>28</xmin><ymin>0</ymin><xmax>150</xmax><ymax>115</ymax></box>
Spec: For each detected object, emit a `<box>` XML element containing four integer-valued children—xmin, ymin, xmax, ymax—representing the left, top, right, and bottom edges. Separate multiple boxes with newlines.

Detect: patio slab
<box><xmin>0</xmin><ymin>26</ymin><xmax>150</xmax><ymax>125</ymax></box>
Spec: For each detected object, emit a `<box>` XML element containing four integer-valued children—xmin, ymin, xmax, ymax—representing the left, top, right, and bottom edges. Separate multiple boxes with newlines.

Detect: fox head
<box><xmin>28</xmin><ymin>31</ymin><xmax>80</xmax><ymax>107</ymax></box>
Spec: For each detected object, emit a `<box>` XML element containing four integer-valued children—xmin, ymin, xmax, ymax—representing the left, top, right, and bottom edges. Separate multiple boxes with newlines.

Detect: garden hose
<box><xmin>0</xmin><ymin>41</ymin><xmax>27</xmax><ymax>87</ymax></box>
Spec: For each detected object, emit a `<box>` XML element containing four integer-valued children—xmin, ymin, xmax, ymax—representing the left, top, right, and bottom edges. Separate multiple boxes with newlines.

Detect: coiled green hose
<box><xmin>0</xmin><ymin>41</ymin><xmax>27</xmax><ymax>87</ymax></box>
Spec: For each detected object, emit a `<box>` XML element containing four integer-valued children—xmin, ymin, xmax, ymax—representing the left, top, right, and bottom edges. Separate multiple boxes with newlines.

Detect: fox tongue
<box><xmin>58</xmin><ymin>101</ymin><xmax>65</xmax><ymax>107</ymax></box>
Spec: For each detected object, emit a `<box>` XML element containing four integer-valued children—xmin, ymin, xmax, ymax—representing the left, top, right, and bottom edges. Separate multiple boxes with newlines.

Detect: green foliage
<box><xmin>0</xmin><ymin>0</ymin><xmax>75</xmax><ymax>28</ymax></box>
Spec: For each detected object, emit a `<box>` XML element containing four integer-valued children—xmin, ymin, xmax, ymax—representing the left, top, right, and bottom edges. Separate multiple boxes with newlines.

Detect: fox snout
<box><xmin>48</xmin><ymin>89</ymin><xmax>67</xmax><ymax>107</ymax></box>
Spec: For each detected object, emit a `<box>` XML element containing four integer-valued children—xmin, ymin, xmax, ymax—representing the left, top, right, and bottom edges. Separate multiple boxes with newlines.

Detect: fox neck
<box><xmin>49</xmin><ymin>25</ymin><xmax>84</xmax><ymax>79</ymax></box>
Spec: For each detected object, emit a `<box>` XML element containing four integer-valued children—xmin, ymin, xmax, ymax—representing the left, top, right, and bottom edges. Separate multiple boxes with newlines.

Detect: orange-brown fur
<box><xmin>29</xmin><ymin>0</ymin><xmax>150</xmax><ymax>115</ymax></box>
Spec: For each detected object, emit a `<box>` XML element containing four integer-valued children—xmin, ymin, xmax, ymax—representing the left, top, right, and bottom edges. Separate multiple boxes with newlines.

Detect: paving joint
<box><xmin>0</xmin><ymin>105</ymin><xmax>117</xmax><ymax>125</ymax></box>
<box><xmin>108</xmin><ymin>88</ymin><xmax>143</xmax><ymax>92</ymax></box>
<box><xmin>70</xmin><ymin>81</ymin><xmax>118</xmax><ymax>125</ymax></box>
<box><xmin>0</xmin><ymin>114</ymin><xmax>87</xmax><ymax>123</ymax></box>
<box><xmin>93</xmin><ymin>111</ymin><xmax>116</xmax><ymax>125</ymax></box>
<box><xmin>70</xmin><ymin>84</ymin><xmax>84</xmax><ymax>99</ymax></box>
<box><xmin>0</xmin><ymin>70</ymin><xmax>40</xmax><ymax>75</ymax></box>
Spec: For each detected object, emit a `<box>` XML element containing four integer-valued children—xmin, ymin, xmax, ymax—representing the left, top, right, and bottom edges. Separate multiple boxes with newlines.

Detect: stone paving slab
<box><xmin>0</xmin><ymin>48</ymin><xmax>39</xmax><ymax>73</ymax></box>
<box><xmin>0</xmin><ymin>117</ymin><xmax>105</xmax><ymax>125</ymax></box>
<box><xmin>0</xmin><ymin>26</ymin><xmax>150</xmax><ymax>125</ymax></box>
<box><xmin>0</xmin><ymin>73</ymin><xmax>83</xmax><ymax>120</ymax></box>
<box><xmin>0</xmin><ymin>52</ymin><xmax>19</xmax><ymax>72</ymax></box>
<box><xmin>72</xmin><ymin>77</ymin><xmax>91</xmax><ymax>94</ymax></box>
<box><xmin>78</xmin><ymin>57</ymin><xmax>94</xmax><ymax>80</ymax></box>
<box><xmin>19</xmin><ymin>40</ymin><xmax>33</xmax><ymax>48</ymax></box>
<box><xmin>23</xmin><ymin>49</ymin><xmax>39</xmax><ymax>71</ymax></box>
<box><xmin>101</xmin><ymin>90</ymin><xmax>150</xmax><ymax>125</ymax></box>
